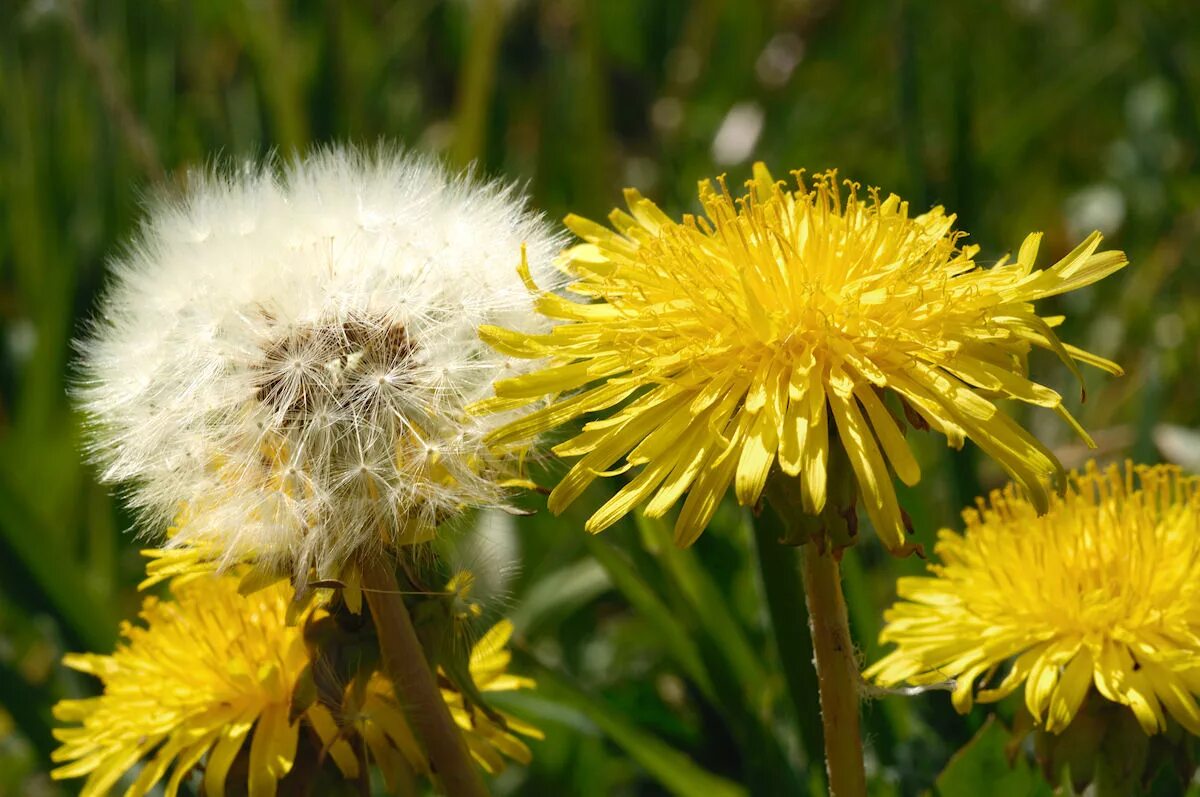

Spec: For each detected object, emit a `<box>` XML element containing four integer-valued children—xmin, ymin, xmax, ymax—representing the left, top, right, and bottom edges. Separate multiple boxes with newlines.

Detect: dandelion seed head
<box><xmin>78</xmin><ymin>147</ymin><xmax>565</xmax><ymax>579</ymax></box>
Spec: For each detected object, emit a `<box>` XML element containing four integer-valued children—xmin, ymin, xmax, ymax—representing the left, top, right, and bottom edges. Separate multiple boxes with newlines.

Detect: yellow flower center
<box><xmin>618</xmin><ymin>171</ymin><xmax>979</xmax><ymax>380</ymax></box>
<box><xmin>968</xmin><ymin>467</ymin><xmax>1200</xmax><ymax>645</ymax></box>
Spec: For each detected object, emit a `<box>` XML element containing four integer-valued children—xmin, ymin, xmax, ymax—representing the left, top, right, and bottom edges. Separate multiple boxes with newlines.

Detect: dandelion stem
<box><xmin>765</xmin><ymin>461</ymin><xmax>867</xmax><ymax>795</ymax></box>
<box><xmin>360</xmin><ymin>558</ymin><xmax>489</xmax><ymax>797</ymax></box>
<box><xmin>801</xmin><ymin>544</ymin><xmax>867</xmax><ymax>797</ymax></box>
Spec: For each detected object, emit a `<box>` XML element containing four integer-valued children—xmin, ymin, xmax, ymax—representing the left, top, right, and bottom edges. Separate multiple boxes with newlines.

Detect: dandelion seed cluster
<box><xmin>51</xmin><ymin>572</ymin><xmax>540</xmax><ymax>797</ymax></box>
<box><xmin>476</xmin><ymin>165</ymin><xmax>1127</xmax><ymax>550</ymax></box>
<box><xmin>79</xmin><ymin>148</ymin><xmax>563</xmax><ymax>578</ymax></box>
<box><xmin>866</xmin><ymin>461</ymin><xmax>1200</xmax><ymax>735</ymax></box>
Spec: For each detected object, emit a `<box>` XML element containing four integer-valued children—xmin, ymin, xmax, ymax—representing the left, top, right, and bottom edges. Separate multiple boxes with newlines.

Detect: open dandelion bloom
<box><xmin>52</xmin><ymin>572</ymin><xmax>539</xmax><ymax>796</ymax></box>
<box><xmin>475</xmin><ymin>165</ymin><xmax>1127</xmax><ymax>550</ymax></box>
<box><xmin>865</xmin><ymin>461</ymin><xmax>1200</xmax><ymax>735</ymax></box>
<box><xmin>78</xmin><ymin>148</ymin><xmax>562</xmax><ymax>578</ymax></box>
<box><xmin>53</xmin><ymin>577</ymin><xmax>328</xmax><ymax>797</ymax></box>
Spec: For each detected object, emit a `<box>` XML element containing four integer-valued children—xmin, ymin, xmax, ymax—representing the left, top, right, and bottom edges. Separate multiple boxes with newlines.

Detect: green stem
<box><xmin>750</xmin><ymin>512</ymin><xmax>825</xmax><ymax>788</ymax></box>
<box><xmin>450</xmin><ymin>0</ymin><xmax>505</xmax><ymax>167</ymax></box>
<box><xmin>360</xmin><ymin>558</ymin><xmax>489</xmax><ymax>797</ymax></box>
<box><xmin>801</xmin><ymin>544</ymin><xmax>867</xmax><ymax>797</ymax></box>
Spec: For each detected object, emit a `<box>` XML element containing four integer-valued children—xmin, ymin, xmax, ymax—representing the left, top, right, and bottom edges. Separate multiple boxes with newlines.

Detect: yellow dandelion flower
<box><xmin>51</xmin><ymin>577</ymin><xmax>318</xmax><ymax>797</ymax></box>
<box><xmin>475</xmin><ymin>166</ymin><xmax>1127</xmax><ymax>550</ymax></box>
<box><xmin>865</xmin><ymin>461</ymin><xmax>1200</xmax><ymax>735</ymax></box>
<box><xmin>52</xmin><ymin>572</ymin><xmax>539</xmax><ymax>796</ymax></box>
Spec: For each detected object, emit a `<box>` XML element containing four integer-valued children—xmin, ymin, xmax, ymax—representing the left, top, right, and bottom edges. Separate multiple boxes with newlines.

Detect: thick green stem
<box><xmin>802</xmin><ymin>545</ymin><xmax>867</xmax><ymax>797</ymax></box>
<box><xmin>360</xmin><ymin>558</ymin><xmax>489</xmax><ymax>797</ymax></box>
<box><xmin>750</xmin><ymin>512</ymin><xmax>825</xmax><ymax>788</ymax></box>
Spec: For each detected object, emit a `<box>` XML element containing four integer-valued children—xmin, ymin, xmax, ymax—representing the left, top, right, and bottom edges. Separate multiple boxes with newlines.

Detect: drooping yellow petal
<box><xmin>206</xmin><ymin>720</ymin><xmax>255</xmax><ymax>797</ymax></box>
<box><xmin>485</xmin><ymin>379</ymin><xmax>638</xmax><ymax>448</ymax></box>
<box><xmin>127</xmin><ymin>734</ymin><xmax>195</xmax><ymax>797</ymax></box>
<box><xmin>646</xmin><ymin>388</ymin><xmax>744</xmax><ymax>517</ymax></box>
<box><xmin>674</xmin><ymin>410</ymin><xmax>750</xmax><ymax>546</ymax></box>
<box><xmin>587</xmin><ymin>448</ymin><xmax>684</xmax><ymax>533</ymax></box>
<box><xmin>247</xmin><ymin>702</ymin><xmax>298</xmax><ymax>797</ymax></box>
<box><xmin>735</xmin><ymin>405</ymin><xmax>780</xmax><ymax>506</ymax></box>
<box><xmin>1143</xmin><ymin>661</ymin><xmax>1200</xmax><ymax>736</ymax></box>
<box><xmin>307</xmin><ymin>704</ymin><xmax>360</xmax><ymax>779</ymax></box>
<box><xmin>853</xmin><ymin>383</ymin><xmax>920</xmax><ymax>487</ymax></box>
<box><xmin>164</xmin><ymin>733</ymin><xmax>222</xmax><ymax>797</ymax></box>
<box><xmin>799</xmin><ymin>380</ymin><xmax>829</xmax><ymax>515</ymax></box>
<box><xmin>548</xmin><ymin>388</ymin><xmax>691</xmax><ymax>514</ymax></box>
<box><xmin>827</xmin><ymin>372</ymin><xmax>905</xmax><ymax>549</ymax></box>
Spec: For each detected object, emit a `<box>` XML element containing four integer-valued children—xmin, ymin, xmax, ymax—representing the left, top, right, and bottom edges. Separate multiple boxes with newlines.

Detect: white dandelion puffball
<box><xmin>79</xmin><ymin>147</ymin><xmax>564</xmax><ymax>579</ymax></box>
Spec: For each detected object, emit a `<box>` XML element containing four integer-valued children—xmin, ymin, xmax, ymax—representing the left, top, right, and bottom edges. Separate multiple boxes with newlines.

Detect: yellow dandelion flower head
<box><xmin>476</xmin><ymin>165</ymin><xmax>1127</xmax><ymax>550</ymax></box>
<box><xmin>865</xmin><ymin>461</ymin><xmax>1200</xmax><ymax>735</ymax></box>
<box><xmin>51</xmin><ymin>577</ymin><xmax>316</xmax><ymax>797</ymax></box>
<box><xmin>52</xmin><ymin>571</ymin><xmax>539</xmax><ymax>796</ymax></box>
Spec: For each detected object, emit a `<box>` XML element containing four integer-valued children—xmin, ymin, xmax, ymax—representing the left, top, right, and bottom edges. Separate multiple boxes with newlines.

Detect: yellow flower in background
<box><xmin>442</xmin><ymin>620</ymin><xmax>542</xmax><ymax>774</ymax></box>
<box><xmin>347</xmin><ymin>619</ymin><xmax>542</xmax><ymax>788</ymax></box>
<box><xmin>475</xmin><ymin>166</ymin><xmax>1127</xmax><ymax>551</ymax></box>
<box><xmin>865</xmin><ymin>461</ymin><xmax>1200</xmax><ymax>735</ymax></box>
<box><xmin>51</xmin><ymin>572</ymin><xmax>539</xmax><ymax>796</ymax></box>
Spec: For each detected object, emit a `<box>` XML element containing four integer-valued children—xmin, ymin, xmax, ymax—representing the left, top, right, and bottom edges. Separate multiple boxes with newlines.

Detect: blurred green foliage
<box><xmin>1</xmin><ymin>0</ymin><xmax>1198</xmax><ymax>794</ymax></box>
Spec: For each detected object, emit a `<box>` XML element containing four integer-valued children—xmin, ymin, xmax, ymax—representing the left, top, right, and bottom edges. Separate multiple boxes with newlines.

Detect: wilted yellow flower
<box><xmin>865</xmin><ymin>461</ymin><xmax>1200</xmax><ymax>735</ymax></box>
<box><xmin>475</xmin><ymin>166</ymin><xmax>1127</xmax><ymax>550</ymax></box>
<box><xmin>346</xmin><ymin>618</ymin><xmax>542</xmax><ymax>788</ymax></box>
<box><xmin>52</xmin><ymin>572</ymin><xmax>539</xmax><ymax>796</ymax></box>
<box><xmin>443</xmin><ymin>620</ymin><xmax>543</xmax><ymax>774</ymax></box>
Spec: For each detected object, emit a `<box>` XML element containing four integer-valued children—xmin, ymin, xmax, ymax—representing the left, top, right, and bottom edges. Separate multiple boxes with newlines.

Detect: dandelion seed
<box><xmin>78</xmin><ymin>147</ymin><xmax>564</xmax><ymax>579</ymax></box>
<box><xmin>865</xmin><ymin>461</ymin><xmax>1200</xmax><ymax>735</ymax></box>
<box><xmin>474</xmin><ymin>166</ymin><xmax>1128</xmax><ymax>550</ymax></box>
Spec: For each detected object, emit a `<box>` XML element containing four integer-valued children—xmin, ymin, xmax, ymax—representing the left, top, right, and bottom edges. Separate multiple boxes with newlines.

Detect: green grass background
<box><xmin>1</xmin><ymin>0</ymin><xmax>1198</xmax><ymax>794</ymax></box>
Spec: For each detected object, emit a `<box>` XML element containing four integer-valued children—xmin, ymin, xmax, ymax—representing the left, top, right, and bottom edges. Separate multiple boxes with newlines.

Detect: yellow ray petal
<box><xmin>827</xmin><ymin>373</ymin><xmax>906</xmax><ymax>550</ymax></box>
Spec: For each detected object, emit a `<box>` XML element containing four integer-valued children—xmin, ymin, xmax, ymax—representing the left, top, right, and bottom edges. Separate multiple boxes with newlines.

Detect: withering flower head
<box><xmin>866</xmin><ymin>461</ymin><xmax>1200</xmax><ymax>735</ymax></box>
<box><xmin>476</xmin><ymin>165</ymin><xmax>1126</xmax><ymax>550</ymax></box>
<box><xmin>78</xmin><ymin>147</ymin><xmax>563</xmax><ymax>578</ymax></box>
